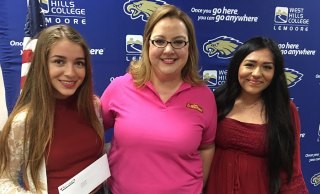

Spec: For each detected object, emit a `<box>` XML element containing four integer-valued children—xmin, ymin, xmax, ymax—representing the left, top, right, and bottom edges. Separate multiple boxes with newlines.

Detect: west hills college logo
<box><xmin>203</xmin><ymin>70</ymin><xmax>218</xmax><ymax>87</ymax></box>
<box><xmin>274</xmin><ymin>7</ymin><xmax>309</xmax><ymax>32</ymax></box>
<box><xmin>41</xmin><ymin>0</ymin><xmax>87</xmax><ymax>25</ymax></box>
<box><xmin>274</xmin><ymin>7</ymin><xmax>288</xmax><ymax>24</ymax></box>
<box><xmin>126</xmin><ymin>35</ymin><xmax>142</xmax><ymax>54</ymax></box>
<box><xmin>126</xmin><ymin>35</ymin><xmax>143</xmax><ymax>61</ymax></box>
<box><xmin>123</xmin><ymin>0</ymin><xmax>166</xmax><ymax>22</ymax></box>
<box><xmin>203</xmin><ymin>36</ymin><xmax>242</xmax><ymax>59</ymax></box>
<box><xmin>39</xmin><ymin>0</ymin><xmax>49</xmax><ymax>13</ymax></box>
<box><xmin>203</xmin><ymin>69</ymin><xmax>227</xmax><ymax>91</ymax></box>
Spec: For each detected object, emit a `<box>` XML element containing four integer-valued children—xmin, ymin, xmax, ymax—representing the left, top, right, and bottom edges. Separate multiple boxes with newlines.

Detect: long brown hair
<box><xmin>129</xmin><ymin>4</ymin><xmax>203</xmax><ymax>87</ymax></box>
<box><xmin>0</xmin><ymin>24</ymin><xmax>103</xmax><ymax>191</ymax></box>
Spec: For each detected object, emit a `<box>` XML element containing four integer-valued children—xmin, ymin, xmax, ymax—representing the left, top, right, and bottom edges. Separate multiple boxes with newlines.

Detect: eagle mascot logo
<box><xmin>203</xmin><ymin>36</ymin><xmax>242</xmax><ymax>59</ymax></box>
<box><xmin>284</xmin><ymin>68</ymin><xmax>303</xmax><ymax>88</ymax></box>
<box><xmin>123</xmin><ymin>0</ymin><xmax>166</xmax><ymax>22</ymax></box>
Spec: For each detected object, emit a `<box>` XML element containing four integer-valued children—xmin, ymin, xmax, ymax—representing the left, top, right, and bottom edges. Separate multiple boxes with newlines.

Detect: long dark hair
<box><xmin>214</xmin><ymin>37</ymin><xmax>295</xmax><ymax>194</ymax></box>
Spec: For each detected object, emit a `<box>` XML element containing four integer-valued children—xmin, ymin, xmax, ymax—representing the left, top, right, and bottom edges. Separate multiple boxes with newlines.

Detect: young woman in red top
<box><xmin>205</xmin><ymin>37</ymin><xmax>308</xmax><ymax>194</ymax></box>
<box><xmin>0</xmin><ymin>24</ymin><xmax>104</xmax><ymax>194</ymax></box>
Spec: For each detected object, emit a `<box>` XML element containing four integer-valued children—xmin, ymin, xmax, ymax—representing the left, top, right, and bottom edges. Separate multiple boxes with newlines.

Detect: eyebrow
<box><xmin>49</xmin><ymin>55</ymin><xmax>65</xmax><ymax>59</ymax></box>
<box><xmin>49</xmin><ymin>55</ymin><xmax>85</xmax><ymax>61</ymax></box>
<box><xmin>244</xmin><ymin>59</ymin><xmax>274</xmax><ymax>65</ymax></box>
<box><xmin>151</xmin><ymin>35</ymin><xmax>187</xmax><ymax>40</ymax></box>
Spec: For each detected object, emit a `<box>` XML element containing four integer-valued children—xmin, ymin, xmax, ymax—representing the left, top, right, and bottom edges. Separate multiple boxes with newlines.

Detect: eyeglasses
<box><xmin>150</xmin><ymin>39</ymin><xmax>189</xmax><ymax>49</ymax></box>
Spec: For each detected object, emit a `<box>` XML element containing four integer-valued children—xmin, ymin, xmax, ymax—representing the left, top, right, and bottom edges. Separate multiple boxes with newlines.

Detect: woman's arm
<box><xmin>280</xmin><ymin>101</ymin><xmax>308</xmax><ymax>193</ymax></box>
<box><xmin>0</xmin><ymin>111</ymin><xmax>35</xmax><ymax>194</ymax></box>
<box><xmin>199</xmin><ymin>144</ymin><xmax>215</xmax><ymax>185</ymax></box>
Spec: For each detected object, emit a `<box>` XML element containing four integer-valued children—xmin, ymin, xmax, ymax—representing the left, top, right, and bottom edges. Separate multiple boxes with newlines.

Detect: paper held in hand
<box><xmin>58</xmin><ymin>153</ymin><xmax>110</xmax><ymax>194</ymax></box>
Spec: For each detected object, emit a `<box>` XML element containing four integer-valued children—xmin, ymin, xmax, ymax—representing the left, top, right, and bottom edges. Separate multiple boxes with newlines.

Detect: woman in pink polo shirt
<box><xmin>101</xmin><ymin>4</ymin><xmax>217</xmax><ymax>194</ymax></box>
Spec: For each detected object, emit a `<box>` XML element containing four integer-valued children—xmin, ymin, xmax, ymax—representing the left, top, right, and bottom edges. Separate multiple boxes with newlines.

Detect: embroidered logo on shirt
<box><xmin>186</xmin><ymin>103</ymin><xmax>203</xmax><ymax>113</ymax></box>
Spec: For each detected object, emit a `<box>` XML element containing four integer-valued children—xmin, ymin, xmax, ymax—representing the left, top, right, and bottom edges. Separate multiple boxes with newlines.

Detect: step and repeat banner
<box><xmin>0</xmin><ymin>0</ymin><xmax>319</xmax><ymax>193</ymax></box>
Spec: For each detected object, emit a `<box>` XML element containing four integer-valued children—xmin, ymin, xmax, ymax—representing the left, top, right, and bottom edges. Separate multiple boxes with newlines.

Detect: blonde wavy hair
<box><xmin>129</xmin><ymin>4</ymin><xmax>204</xmax><ymax>87</ymax></box>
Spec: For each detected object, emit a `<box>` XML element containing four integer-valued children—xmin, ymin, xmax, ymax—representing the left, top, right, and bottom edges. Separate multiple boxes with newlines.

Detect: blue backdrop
<box><xmin>0</xmin><ymin>0</ymin><xmax>319</xmax><ymax>193</ymax></box>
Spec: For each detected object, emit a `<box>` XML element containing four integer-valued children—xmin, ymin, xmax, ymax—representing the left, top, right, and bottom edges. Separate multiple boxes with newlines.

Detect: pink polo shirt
<box><xmin>101</xmin><ymin>73</ymin><xmax>217</xmax><ymax>194</ymax></box>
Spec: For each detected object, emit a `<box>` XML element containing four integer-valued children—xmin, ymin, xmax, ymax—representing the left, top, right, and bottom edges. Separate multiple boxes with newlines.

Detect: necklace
<box><xmin>239</xmin><ymin>102</ymin><xmax>259</xmax><ymax>109</ymax></box>
<box><xmin>236</xmin><ymin>99</ymin><xmax>261</xmax><ymax>110</ymax></box>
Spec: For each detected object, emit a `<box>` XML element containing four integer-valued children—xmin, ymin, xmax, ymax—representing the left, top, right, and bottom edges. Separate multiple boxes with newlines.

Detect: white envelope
<box><xmin>58</xmin><ymin>153</ymin><xmax>110</xmax><ymax>194</ymax></box>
